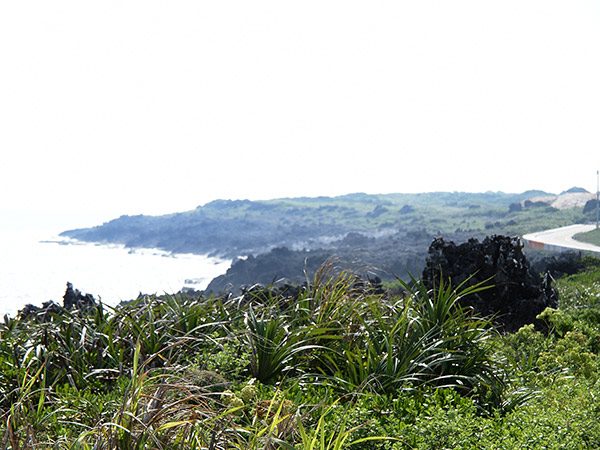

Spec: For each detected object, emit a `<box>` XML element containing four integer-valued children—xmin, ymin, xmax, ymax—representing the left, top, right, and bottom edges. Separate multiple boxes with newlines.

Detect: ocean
<box><xmin>0</xmin><ymin>223</ymin><xmax>231</xmax><ymax>318</ymax></box>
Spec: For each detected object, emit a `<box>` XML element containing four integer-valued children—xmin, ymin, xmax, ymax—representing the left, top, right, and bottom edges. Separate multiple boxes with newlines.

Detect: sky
<box><xmin>2</xmin><ymin>1</ymin><xmax>600</xmax><ymax>230</ymax></box>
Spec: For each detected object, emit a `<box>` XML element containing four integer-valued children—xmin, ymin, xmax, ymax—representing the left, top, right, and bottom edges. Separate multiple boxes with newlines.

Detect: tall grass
<box><xmin>0</xmin><ymin>263</ymin><xmax>521</xmax><ymax>448</ymax></box>
<box><xmin>317</xmin><ymin>273</ymin><xmax>502</xmax><ymax>400</ymax></box>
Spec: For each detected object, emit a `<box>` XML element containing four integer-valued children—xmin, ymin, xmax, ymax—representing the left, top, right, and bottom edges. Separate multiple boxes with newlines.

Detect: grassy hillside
<box><xmin>574</xmin><ymin>227</ymin><xmax>600</xmax><ymax>246</ymax></box>
<box><xmin>61</xmin><ymin>191</ymin><xmax>582</xmax><ymax>258</ymax></box>
<box><xmin>3</xmin><ymin>258</ymin><xmax>600</xmax><ymax>448</ymax></box>
<box><xmin>59</xmin><ymin>191</ymin><xmax>593</xmax><ymax>292</ymax></box>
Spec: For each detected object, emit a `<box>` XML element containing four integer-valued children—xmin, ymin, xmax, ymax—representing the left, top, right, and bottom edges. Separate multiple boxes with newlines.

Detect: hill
<box><xmin>60</xmin><ymin>190</ymin><xmax>594</xmax><ymax>292</ymax></box>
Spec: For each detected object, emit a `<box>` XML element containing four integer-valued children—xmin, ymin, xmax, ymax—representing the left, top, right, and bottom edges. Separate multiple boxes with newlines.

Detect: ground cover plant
<box><xmin>2</xmin><ymin>258</ymin><xmax>600</xmax><ymax>449</ymax></box>
<box><xmin>574</xmin><ymin>227</ymin><xmax>600</xmax><ymax>246</ymax></box>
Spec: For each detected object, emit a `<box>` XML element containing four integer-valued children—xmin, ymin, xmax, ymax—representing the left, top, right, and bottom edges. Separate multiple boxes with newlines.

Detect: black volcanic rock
<box><xmin>19</xmin><ymin>282</ymin><xmax>98</xmax><ymax>322</ymax></box>
<box><xmin>205</xmin><ymin>248</ymin><xmax>332</xmax><ymax>294</ymax></box>
<box><xmin>422</xmin><ymin>235</ymin><xmax>558</xmax><ymax>332</ymax></box>
<box><xmin>19</xmin><ymin>301</ymin><xmax>62</xmax><ymax>322</ymax></box>
<box><xmin>63</xmin><ymin>282</ymin><xmax>97</xmax><ymax>311</ymax></box>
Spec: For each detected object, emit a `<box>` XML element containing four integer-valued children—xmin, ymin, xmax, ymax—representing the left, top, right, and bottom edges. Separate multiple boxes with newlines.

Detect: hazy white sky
<box><xmin>2</xmin><ymin>1</ymin><xmax>600</xmax><ymax>228</ymax></box>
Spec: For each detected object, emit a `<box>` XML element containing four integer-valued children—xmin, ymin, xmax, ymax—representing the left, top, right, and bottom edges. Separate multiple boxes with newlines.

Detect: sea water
<box><xmin>0</xmin><ymin>225</ymin><xmax>231</xmax><ymax>317</ymax></box>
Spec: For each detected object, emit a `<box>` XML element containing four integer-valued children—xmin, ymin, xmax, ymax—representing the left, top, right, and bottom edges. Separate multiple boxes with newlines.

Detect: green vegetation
<box><xmin>60</xmin><ymin>191</ymin><xmax>585</xmax><ymax>260</ymax></box>
<box><xmin>3</xmin><ymin>258</ymin><xmax>600</xmax><ymax>448</ymax></box>
<box><xmin>574</xmin><ymin>227</ymin><xmax>600</xmax><ymax>246</ymax></box>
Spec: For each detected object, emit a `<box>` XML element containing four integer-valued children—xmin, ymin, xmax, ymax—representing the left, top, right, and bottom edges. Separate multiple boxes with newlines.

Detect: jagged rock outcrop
<box><xmin>205</xmin><ymin>247</ymin><xmax>332</xmax><ymax>295</ymax></box>
<box><xmin>529</xmin><ymin>251</ymin><xmax>588</xmax><ymax>279</ymax></box>
<box><xmin>223</xmin><ymin>271</ymin><xmax>385</xmax><ymax>311</ymax></box>
<box><xmin>422</xmin><ymin>235</ymin><xmax>558</xmax><ymax>332</ymax></box>
<box><xmin>19</xmin><ymin>282</ymin><xmax>98</xmax><ymax>321</ymax></box>
<box><xmin>62</xmin><ymin>282</ymin><xmax>97</xmax><ymax>311</ymax></box>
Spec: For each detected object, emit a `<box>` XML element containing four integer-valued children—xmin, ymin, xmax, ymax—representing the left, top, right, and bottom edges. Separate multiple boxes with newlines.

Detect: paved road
<box><xmin>522</xmin><ymin>224</ymin><xmax>600</xmax><ymax>255</ymax></box>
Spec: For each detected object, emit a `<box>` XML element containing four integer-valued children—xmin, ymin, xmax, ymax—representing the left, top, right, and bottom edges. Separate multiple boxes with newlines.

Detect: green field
<box><xmin>574</xmin><ymin>227</ymin><xmax>600</xmax><ymax>246</ymax></box>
